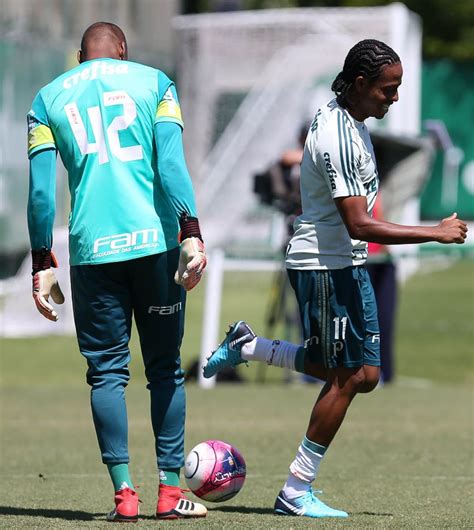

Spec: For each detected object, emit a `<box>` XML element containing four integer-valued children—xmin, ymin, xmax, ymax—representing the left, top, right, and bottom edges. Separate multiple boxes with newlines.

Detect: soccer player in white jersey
<box><xmin>27</xmin><ymin>23</ymin><xmax>208</xmax><ymax>521</ymax></box>
<box><xmin>204</xmin><ymin>39</ymin><xmax>467</xmax><ymax>518</ymax></box>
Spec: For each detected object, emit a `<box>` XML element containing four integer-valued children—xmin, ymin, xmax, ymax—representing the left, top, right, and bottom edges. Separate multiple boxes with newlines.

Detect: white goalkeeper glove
<box><xmin>31</xmin><ymin>249</ymin><xmax>65</xmax><ymax>322</ymax></box>
<box><xmin>174</xmin><ymin>237</ymin><xmax>207</xmax><ymax>291</ymax></box>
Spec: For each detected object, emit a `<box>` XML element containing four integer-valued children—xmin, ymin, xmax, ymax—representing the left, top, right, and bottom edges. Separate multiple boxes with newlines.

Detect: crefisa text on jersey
<box><xmin>63</xmin><ymin>61</ymin><xmax>129</xmax><ymax>90</ymax></box>
<box><xmin>323</xmin><ymin>152</ymin><xmax>337</xmax><ymax>191</ymax></box>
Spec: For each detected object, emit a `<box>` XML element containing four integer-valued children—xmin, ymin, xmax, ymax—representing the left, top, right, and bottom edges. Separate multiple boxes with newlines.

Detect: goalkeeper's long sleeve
<box><xmin>28</xmin><ymin>148</ymin><xmax>57</xmax><ymax>251</ymax></box>
<box><xmin>154</xmin><ymin>121</ymin><xmax>198</xmax><ymax>220</ymax></box>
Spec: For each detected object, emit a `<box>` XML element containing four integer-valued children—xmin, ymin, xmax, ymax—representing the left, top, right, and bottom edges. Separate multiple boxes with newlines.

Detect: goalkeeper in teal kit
<box><xmin>27</xmin><ymin>22</ymin><xmax>207</xmax><ymax>521</ymax></box>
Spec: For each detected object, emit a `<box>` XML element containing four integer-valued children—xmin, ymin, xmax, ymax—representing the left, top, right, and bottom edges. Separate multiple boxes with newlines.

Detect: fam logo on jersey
<box><xmin>63</xmin><ymin>61</ymin><xmax>129</xmax><ymax>89</ymax></box>
<box><xmin>323</xmin><ymin>152</ymin><xmax>337</xmax><ymax>191</ymax></box>
<box><xmin>93</xmin><ymin>228</ymin><xmax>158</xmax><ymax>258</ymax></box>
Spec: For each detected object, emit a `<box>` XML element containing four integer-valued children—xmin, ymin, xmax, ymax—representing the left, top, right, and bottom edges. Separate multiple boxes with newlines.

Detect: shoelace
<box><xmin>295</xmin><ymin>489</ymin><xmax>322</xmax><ymax>503</ymax></box>
<box><xmin>310</xmin><ymin>489</ymin><xmax>323</xmax><ymax>500</ymax></box>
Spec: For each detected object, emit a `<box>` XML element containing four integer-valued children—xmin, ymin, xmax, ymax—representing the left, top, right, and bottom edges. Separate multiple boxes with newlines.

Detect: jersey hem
<box><xmin>70</xmin><ymin>244</ymin><xmax>180</xmax><ymax>266</ymax></box>
<box><xmin>285</xmin><ymin>260</ymin><xmax>366</xmax><ymax>270</ymax></box>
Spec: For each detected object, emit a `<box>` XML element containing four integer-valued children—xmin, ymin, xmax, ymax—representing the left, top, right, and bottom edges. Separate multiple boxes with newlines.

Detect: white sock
<box><xmin>283</xmin><ymin>437</ymin><xmax>327</xmax><ymax>499</ymax></box>
<box><xmin>241</xmin><ymin>337</ymin><xmax>300</xmax><ymax>370</ymax></box>
<box><xmin>283</xmin><ymin>473</ymin><xmax>311</xmax><ymax>499</ymax></box>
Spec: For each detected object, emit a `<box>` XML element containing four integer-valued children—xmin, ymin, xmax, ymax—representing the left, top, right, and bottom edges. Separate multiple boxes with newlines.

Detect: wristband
<box><xmin>179</xmin><ymin>213</ymin><xmax>203</xmax><ymax>242</ymax></box>
<box><xmin>32</xmin><ymin>248</ymin><xmax>58</xmax><ymax>275</ymax></box>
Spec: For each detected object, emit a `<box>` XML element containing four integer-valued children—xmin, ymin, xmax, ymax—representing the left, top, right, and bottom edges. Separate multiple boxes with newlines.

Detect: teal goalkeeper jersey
<box><xmin>27</xmin><ymin>58</ymin><xmax>195</xmax><ymax>265</ymax></box>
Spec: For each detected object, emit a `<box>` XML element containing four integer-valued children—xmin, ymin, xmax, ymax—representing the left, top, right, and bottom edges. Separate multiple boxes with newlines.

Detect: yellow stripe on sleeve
<box><xmin>28</xmin><ymin>124</ymin><xmax>56</xmax><ymax>155</ymax></box>
<box><xmin>156</xmin><ymin>99</ymin><xmax>183</xmax><ymax>122</ymax></box>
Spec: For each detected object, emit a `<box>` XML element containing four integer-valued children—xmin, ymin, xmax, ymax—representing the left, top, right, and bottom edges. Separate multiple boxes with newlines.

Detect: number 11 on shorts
<box><xmin>333</xmin><ymin>316</ymin><xmax>348</xmax><ymax>340</ymax></box>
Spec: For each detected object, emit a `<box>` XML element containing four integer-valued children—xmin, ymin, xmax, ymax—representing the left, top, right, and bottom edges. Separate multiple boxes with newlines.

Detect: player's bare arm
<box><xmin>335</xmin><ymin>196</ymin><xmax>468</xmax><ymax>245</ymax></box>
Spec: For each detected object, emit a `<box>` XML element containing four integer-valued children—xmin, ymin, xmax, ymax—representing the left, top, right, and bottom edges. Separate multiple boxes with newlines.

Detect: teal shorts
<box><xmin>287</xmin><ymin>266</ymin><xmax>380</xmax><ymax>369</ymax></box>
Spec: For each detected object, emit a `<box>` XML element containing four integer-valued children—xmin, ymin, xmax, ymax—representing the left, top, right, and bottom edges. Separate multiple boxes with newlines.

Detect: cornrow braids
<box><xmin>331</xmin><ymin>39</ymin><xmax>400</xmax><ymax>107</ymax></box>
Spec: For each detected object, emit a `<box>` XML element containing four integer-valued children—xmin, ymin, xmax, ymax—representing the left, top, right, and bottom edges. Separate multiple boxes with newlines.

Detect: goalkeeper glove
<box><xmin>174</xmin><ymin>214</ymin><xmax>207</xmax><ymax>291</ymax></box>
<box><xmin>32</xmin><ymin>249</ymin><xmax>65</xmax><ymax>322</ymax></box>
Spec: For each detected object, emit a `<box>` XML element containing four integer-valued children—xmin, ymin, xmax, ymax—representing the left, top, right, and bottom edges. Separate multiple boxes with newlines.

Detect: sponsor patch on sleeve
<box><xmin>155</xmin><ymin>87</ymin><xmax>183</xmax><ymax>126</ymax></box>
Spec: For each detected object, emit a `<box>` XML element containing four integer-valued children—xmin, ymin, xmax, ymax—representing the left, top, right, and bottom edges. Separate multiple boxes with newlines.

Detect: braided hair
<box><xmin>331</xmin><ymin>39</ymin><xmax>400</xmax><ymax>108</ymax></box>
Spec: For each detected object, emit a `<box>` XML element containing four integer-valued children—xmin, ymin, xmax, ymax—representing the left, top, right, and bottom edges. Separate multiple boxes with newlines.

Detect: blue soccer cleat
<box><xmin>203</xmin><ymin>321</ymin><xmax>256</xmax><ymax>378</ymax></box>
<box><xmin>274</xmin><ymin>489</ymin><xmax>348</xmax><ymax>518</ymax></box>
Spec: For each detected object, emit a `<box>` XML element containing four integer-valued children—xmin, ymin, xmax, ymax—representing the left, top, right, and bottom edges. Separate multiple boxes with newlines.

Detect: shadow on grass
<box><xmin>208</xmin><ymin>505</ymin><xmax>275</xmax><ymax>515</ymax></box>
<box><xmin>137</xmin><ymin>505</ymin><xmax>275</xmax><ymax>520</ymax></box>
<box><xmin>211</xmin><ymin>507</ymin><xmax>394</xmax><ymax>517</ymax></box>
<box><xmin>0</xmin><ymin>506</ymin><xmax>103</xmax><ymax>521</ymax></box>
<box><xmin>351</xmin><ymin>511</ymin><xmax>394</xmax><ymax>517</ymax></box>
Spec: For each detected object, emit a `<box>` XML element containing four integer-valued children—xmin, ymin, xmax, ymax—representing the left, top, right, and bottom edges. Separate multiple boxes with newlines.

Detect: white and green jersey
<box><xmin>27</xmin><ymin>58</ymin><xmax>193</xmax><ymax>265</ymax></box>
<box><xmin>286</xmin><ymin>98</ymin><xmax>379</xmax><ymax>270</ymax></box>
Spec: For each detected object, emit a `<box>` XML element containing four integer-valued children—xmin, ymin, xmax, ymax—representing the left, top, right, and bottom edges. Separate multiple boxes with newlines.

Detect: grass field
<box><xmin>1</xmin><ymin>259</ymin><xmax>473</xmax><ymax>528</ymax></box>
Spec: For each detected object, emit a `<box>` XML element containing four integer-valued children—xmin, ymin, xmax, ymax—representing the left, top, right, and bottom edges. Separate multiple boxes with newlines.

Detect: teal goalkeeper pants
<box><xmin>70</xmin><ymin>249</ymin><xmax>186</xmax><ymax>469</ymax></box>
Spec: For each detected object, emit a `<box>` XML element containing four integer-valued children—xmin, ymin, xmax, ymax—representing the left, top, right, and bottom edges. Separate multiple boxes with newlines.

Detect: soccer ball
<box><xmin>184</xmin><ymin>440</ymin><xmax>246</xmax><ymax>502</ymax></box>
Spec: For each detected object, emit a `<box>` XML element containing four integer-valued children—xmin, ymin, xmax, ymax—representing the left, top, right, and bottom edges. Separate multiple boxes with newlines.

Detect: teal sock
<box><xmin>107</xmin><ymin>463</ymin><xmax>134</xmax><ymax>491</ymax></box>
<box><xmin>295</xmin><ymin>347</ymin><xmax>306</xmax><ymax>374</ymax></box>
<box><xmin>159</xmin><ymin>468</ymin><xmax>180</xmax><ymax>487</ymax></box>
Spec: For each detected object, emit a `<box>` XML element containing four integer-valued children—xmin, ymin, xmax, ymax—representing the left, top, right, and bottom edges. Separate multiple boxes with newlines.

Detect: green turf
<box><xmin>1</xmin><ymin>259</ymin><xmax>473</xmax><ymax>528</ymax></box>
<box><xmin>395</xmin><ymin>259</ymin><xmax>474</xmax><ymax>384</ymax></box>
<box><xmin>1</xmin><ymin>383</ymin><xmax>473</xmax><ymax>528</ymax></box>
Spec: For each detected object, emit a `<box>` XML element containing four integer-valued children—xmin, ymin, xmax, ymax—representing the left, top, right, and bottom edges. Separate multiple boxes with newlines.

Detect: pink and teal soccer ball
<box><xmin>184</xmin><ymin>440</ymin><xmax>246</xmax><ymax>502</ymax></box>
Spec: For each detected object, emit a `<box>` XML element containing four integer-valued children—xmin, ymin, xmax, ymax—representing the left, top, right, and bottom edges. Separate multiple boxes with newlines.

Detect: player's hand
<box><xmin>31</xmin><ymin>249</ymin><xmax>65</xmax><ymax>321</ymax></box>
<box><xmin>174</xmin><ymin>237</ymin><xmax>207</xmax><ymax>291</ymax></box>
<box><xmin>436</xmin><ymin>213</ymin><xmax>468</xmax><ymax>244</ymax></box>
<box><xmin>33</xmin><ymin>268</ymin><xmax>65</xmax><ymax>321</ymax></box>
